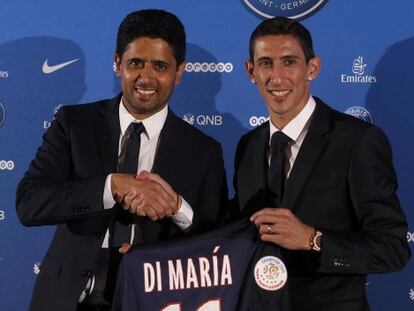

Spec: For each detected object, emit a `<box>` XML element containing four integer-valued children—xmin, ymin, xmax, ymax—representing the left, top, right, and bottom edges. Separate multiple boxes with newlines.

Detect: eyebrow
<box><xmin>256</xmin><ymin>56</ymin><xmax>273</xmax><ymax>62</ymax></box>
<box><xmin>280</xmin><ymin>55</ymin><xmax>300</xmax><ymax>60</ymax></box>
<box><xmin>127</xmin><ymin>57</ymin><xmax>169</xmax><ymax>64</ymax></box>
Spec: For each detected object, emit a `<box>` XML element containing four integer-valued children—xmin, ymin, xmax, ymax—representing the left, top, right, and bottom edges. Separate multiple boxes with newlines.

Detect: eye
<box><xmin>258</xmin><ymin>59</ymin><xmax>272</xmax><ymax>68</ymax></box>
<box><xmin>283</xmin><ymin>58</ymin><xmax>297</xmax><ymax>66</ymax></box>
<box><xmin>154</xmin><ymin>62</ymin><xmax>168</xmax><ymax>71</ymax></box>
<box><xmin>128</xmin><ymin>59</ymin><xmax>144</xmax><ymax>69</ymax></box>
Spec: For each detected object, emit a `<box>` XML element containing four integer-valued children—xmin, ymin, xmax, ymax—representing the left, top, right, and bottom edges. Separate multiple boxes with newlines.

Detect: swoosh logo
<box><xmin>42</xmin><ymin>58</ymin><xmax>79</xmax><ymax>74</ymax></box>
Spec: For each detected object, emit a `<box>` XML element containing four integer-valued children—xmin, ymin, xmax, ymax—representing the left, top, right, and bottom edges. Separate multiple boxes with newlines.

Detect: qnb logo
<box><xmin>0</xmin><ymin>160</ymin><xmax>14</xmax><ymax>170</ymax></box>
<box><xmin>185</xmin><ymin>62</ymin><xmax>233</xmax><ymax>73</ymax></box>
<box><xmin>249</xmin><ymin>116</ymin><xmax>269</xmax><ymax>127</ymax></box>
<box><xmin>243</xmin><ymin>0</ymin><xmax>328</xmax><ymax>19</ymax></box>
<box><xmin>44</xmin><ymin>104</ymin><xmax>63</xmax><ymax>129</ymax></box>
<box><xmin>183</xmin><ymin>113</ymin><xmax>196</xmax><ymax>125</ymax></box>
<box><xmin>183</xmin><ymin>113</ymin><xmax>223</xmax><ymax>126</ymax></box>
<box><xmin>0</xmin><ymin>210</ymin><xmax>5</xmax><ymax>221</ymax></box>
<box><xmin>345</xmin><ymin>106</ymin><xmax>373</xmax><ymax>124</ymax></box>
<box><xmin>340</xmin><ymin>56</ymin><xmax>377</xmax><ymax>84</ymax></box>
<box><xmin>409</xmin><ymin>288</ymin><xmax>414</xmax><ymax>301</ymax></box>
<box><xmin>33</xmin><ymin>262</ymin><xmax>41</xmax><ymax>275</ymax></box>
<box><xmin>0</xmin><ymin>70</ymin><xmax>8</xmax><ymax>78</ymax></box>
<box><xmin>407</xmin><ymin>232</ymin><xmax>414</xmax><ymax>243</ymax></box>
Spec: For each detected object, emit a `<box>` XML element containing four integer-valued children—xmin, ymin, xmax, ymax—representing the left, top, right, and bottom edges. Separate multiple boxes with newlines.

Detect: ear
<box><xmin>245</xmin><ymin>59</ymin><xmax>256</xmax><ymax>83</ymax></box>
<box><xmin>307</xmin><ymin>56</ymin><xmax>321</xmax><ymax>81</ymax></box>
<box><xmin>174</xmin><ymin>62</ymin><xmax>186</xmax><ymax>85</ymax></box>
<box><xmin>114</xmin><ymin>52</ymin><xmax>122</xmax><ymax>76</ymax></box>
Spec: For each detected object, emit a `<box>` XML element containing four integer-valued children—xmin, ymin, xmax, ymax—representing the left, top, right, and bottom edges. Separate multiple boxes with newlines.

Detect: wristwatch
<box><xmin>310</xmin><ymin>229</ymin><xmax>322</xmax><ymax>252</ymax></box>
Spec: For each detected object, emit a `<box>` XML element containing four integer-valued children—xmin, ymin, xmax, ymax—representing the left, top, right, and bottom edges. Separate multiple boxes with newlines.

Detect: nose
<box><xmin>137</xmin><ymin>62</ymin><xmax>153</xmax><ymax>82</ymax></box>
<box><xmin>269</xmin><ymin>63</ymin><xmax>284</xmax><ymax>85</ymax></box>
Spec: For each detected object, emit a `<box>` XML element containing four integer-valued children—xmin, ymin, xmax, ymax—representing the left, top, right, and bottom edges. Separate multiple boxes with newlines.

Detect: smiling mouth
<box><xmin>135</xmin><ymin>87</ymin><xmax>157</xmax><ymax>99</ymax></box>
<box><xmin>137</xmin><ymin>88</ymin><xmax>156</xmax><ymax>95</ymax></box>
<box><xmin>269</xmin><ymin>90</ymin><xmax>290</xmax><ymax>97</ymax></box>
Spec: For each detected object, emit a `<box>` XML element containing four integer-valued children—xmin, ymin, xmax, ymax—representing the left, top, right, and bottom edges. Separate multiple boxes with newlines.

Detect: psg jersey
<box><xmin>112</xmin><ymin>218</ymin><xmax>291</xmax><ymax>311</ymax></box>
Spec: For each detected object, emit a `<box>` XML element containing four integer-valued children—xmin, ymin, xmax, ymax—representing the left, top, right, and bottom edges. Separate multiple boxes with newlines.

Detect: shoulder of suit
<box><xmin>239</xmin><ymin>120</ymin><xmax>268</xmax><ymax>142</ymax></box>
<box><xmin>315</xmin><ymin>97</ymin><xmax>375</xmax><ymax>133</ymax></box>
<box><xmin>58</xmin><ymin>97</ymin><xmax>113</xmax><ymax>113</ymax></box>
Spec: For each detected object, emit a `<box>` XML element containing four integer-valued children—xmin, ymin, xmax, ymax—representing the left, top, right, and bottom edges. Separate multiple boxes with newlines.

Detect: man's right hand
<box><xmin>111</xmin><ymin>173</ymin><xmax>178</xmax><ymax>221</ymax></box>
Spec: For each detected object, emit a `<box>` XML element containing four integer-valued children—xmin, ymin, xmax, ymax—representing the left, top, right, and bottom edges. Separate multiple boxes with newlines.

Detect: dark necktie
<box><xmin>112</xmin><ymin>122</ymin><xmax>145</xmax><ymax>247</ymax></box>
<box><xmin>267</xmin><ymin>131</ymin><xmax>290</xmax><ymax>206</ymax></box>
<box><xmin>84</xmin><ymin>122</ymin><xmax>145</xmax><ymax>305</ymax></box>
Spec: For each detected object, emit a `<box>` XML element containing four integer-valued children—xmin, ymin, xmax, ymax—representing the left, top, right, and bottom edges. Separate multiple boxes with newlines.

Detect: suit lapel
<box><xmin>97</xmin><ymin>95</ymin><xmax>121</xmax><ymax>174</ymax></box>
<box><xmin>282</xmin><ymin>100</ymin><xmax>332</xmax><ymax>210</ymax></box>
<box><xmin>237</xmin><ymin>123</ymin><xmax>269</xmax><ymax>213</ymax></box>
<box><xmin>151</xmin><ymin>109</ymin><xmax>180</xmax><ymax>176</ymax></box>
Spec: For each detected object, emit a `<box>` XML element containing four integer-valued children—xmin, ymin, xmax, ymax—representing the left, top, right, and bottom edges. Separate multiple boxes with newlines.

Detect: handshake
<box><xmin>111</xmin><ymin>170</ymin><xmax>181</xmax><ymax>221</ymax></box>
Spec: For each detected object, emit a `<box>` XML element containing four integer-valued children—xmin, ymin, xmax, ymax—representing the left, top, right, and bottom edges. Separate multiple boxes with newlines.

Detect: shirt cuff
<box><xmin>103</xmin><ymin>174</ymin><xmax>116</xmax><ymax>209</ymax></box>
<box><xmin>171</xmin><ymin>197</ymin><xmax>193</xmax><ymax>230</ymax></box>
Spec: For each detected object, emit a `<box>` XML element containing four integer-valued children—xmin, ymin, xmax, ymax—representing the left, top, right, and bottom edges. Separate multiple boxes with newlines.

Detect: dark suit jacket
<box><xmin>233</xmin><ymin>98</ymin><xmax>410</xmax><ymax>311</ymax></box>
<box><xmin>16</xmin><ymin>95</ymin><xmax>228</xmax><ymax>311</ymax></box>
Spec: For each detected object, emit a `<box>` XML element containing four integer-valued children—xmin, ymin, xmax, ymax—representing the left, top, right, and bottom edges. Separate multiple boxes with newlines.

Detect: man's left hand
<box><xmin>250</xmin><ymin>208</ymin><xmax>314</xmax><ymax>250</ymax></box>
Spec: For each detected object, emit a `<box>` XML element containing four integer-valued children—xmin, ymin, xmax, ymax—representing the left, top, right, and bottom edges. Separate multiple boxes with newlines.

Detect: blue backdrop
<box><xmin>1</xmin><ymin>1</ymin><xmax>413</xmax><ymax>309</ymax></box>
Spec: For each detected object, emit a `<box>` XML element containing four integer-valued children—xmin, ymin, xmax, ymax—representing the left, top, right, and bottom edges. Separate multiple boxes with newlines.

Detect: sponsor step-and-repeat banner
<box><xmin>1</xmin><ymin>1</ymin><xmax>413</xmax><ymax>309</ymax></box>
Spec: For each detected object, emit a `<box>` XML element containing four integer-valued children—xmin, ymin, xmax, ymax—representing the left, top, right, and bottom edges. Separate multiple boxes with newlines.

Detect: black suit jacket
<box><xmin>233</xmin><ymin>99</ymin><xmax>410</xmax><ymax>311</ymax></box>
<box><xmin>16</xmin><ymin>95</ymin><xmax>228</xmax><ymax>311</ymax></box>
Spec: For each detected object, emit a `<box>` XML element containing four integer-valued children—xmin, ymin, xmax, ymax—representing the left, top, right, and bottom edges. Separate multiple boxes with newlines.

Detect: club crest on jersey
<box><xmin>254</xmin><ymin>256</ymin><xmax>287</xmax><ymax>291</ymax></box>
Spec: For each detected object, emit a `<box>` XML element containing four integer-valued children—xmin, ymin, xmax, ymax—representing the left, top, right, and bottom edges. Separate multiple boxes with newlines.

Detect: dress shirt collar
<box><xmin>119</xmin><ymin>98</ymin><xmax>168</xmax><ymax>140</ymax></box>
<box><xmin>269</xmin><ymin>95</ymin><xmax>316</xmax><ymax>144</ymax></box>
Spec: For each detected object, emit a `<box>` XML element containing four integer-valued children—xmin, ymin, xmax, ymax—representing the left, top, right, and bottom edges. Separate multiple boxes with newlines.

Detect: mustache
<box><xmin>134</xmin><ymin>81</ymin><xmax>158</xmax><ymax>89</ymax></box>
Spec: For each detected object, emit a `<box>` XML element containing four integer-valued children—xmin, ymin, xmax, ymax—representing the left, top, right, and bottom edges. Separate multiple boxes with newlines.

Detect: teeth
<box><xmin>270</xmin><ymin>90</ymin><xmax>290</xmax><ymax>96</ymax></box>
<box><xmin>136</xmin><ymin>89</ymin><xmax>156</xmax><ymax>95</ymax></box>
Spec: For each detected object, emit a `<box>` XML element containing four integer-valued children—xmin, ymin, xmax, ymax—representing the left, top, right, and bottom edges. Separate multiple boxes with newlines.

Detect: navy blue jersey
<box><xmin>112</xmin><ymin>218</ymin><xmax>290</xmax><ymax>311</ymax></box>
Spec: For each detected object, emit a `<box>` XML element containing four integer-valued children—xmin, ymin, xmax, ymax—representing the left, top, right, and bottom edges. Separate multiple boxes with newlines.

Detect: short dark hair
<box><xmin>116</xmin><ymin>9</ymin><xmax>186</xmax><ymax>66</ymax></box>
<box><xmin>249</xmin><ymin>17</ymin><xmax>315</xmax><ymax>63</ymax></box>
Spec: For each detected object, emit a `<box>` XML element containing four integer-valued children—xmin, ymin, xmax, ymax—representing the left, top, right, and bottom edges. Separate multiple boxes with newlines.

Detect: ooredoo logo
<box><xmin>0</xmin><ymin>160</ymin><xmax>14</xmax><ymax>170</ymax></box>
<box><xmin>249</xmin><ymin>116</ymin><xmax>268</xmax><ymax>127</ymax></box>
<box><xmin>243</xmin><ymin>0</ymin><xmax>328</xmax><ymax>19</ymax></box>
<box><xmin>185</xmin><ymin>62</ymin><xmax>233</xmax><ymax>73</ymax></box>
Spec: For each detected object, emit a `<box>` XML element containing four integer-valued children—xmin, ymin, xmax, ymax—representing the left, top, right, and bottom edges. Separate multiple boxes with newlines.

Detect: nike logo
<box><xmin>42</xmin><ymin>58</ymin><xmax>79</xmax><ymax>74</ymax></box>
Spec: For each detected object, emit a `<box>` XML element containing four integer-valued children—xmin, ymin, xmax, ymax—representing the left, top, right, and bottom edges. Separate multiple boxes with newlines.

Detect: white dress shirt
<box><xmin>81</xmin><ymin>100</ymin><xmax>194</xmax><ymax>301</ymax></box>
<box><xmin>269</xmin><ymin>95</ymin><xmax>316</xmax><ymax>178</ymax></box>
<box><xmin>101</xmin><ymin>100</ymin><xmax>193</xmax><ymax>247</ymax></box>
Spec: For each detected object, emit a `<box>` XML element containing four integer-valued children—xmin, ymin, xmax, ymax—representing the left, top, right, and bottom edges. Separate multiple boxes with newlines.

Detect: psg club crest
<box><xmin>254</xmin><ymin>256</ymin><xmax>287</xmax><ymax>291</ymax></box>
<box><xmin>243</xmin><ymin>0</ymin><xmax>328</xmax><ymax>19</ymax></box>
<box><xmin>345</xmin><ymin>106</ymin><xmax>374</xmax><ymax>124</ymax></box>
